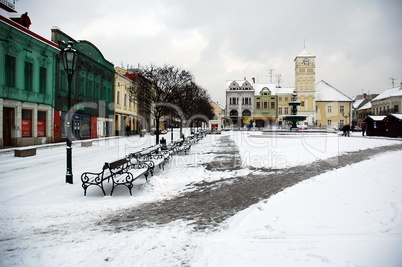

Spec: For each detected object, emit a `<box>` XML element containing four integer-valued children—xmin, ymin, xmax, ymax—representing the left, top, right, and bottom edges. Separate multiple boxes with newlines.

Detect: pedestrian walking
<box><xmin>362</xmin><ymin>124</ymin><xmax>366</xmax><ymax>136</ymax></box>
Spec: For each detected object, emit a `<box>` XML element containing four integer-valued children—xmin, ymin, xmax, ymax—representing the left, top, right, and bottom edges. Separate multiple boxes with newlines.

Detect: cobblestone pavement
<box><xmin>103</xmin><ymin>136</ymin><xmax>402</xmax><ymax>232</ymax></box>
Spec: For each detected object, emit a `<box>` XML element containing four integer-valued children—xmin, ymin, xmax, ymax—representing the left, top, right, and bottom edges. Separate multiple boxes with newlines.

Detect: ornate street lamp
<box><xmin>61</xmin><ymin>41</ymin><xmax>78</xmax><ymax>184</ymax></box>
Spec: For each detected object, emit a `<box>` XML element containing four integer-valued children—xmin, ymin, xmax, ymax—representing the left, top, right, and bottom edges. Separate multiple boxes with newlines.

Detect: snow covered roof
<box><xmin>372</xmin><ymin>86</ymin><xmax>402</xmax><ymax>101</ymax></box>
<box><xmin>353</xmin><ymin>98</ymin><xmax>365</xmax><ymax>108</ymax></box>
<box><xmin>315</xmin><ymin>80</ymin><xmax>353</xmax><ymax>102</ymax></box>
<box><xmin>297</xmin><ymin>47</ymin><xmax>315</xmax><ymax>57</ymax></box>
<box><xmin>367</xmin><ymin>115</ymin><xmax>386</xmax><ymax>121</ymax></box>
<box><xmin>276</xmin><ymin>87</ymin><xmax>295</xmax><ymax>95</ymax></box>
<box><xmin>389</xmin><ymin>113</ymin><xmax>402</xmax><ymax>120</ymax></box>
<box><xmin>358</xmin><ymin>101</ymin><xmax>372</xmax><ymax>110</ymax></box>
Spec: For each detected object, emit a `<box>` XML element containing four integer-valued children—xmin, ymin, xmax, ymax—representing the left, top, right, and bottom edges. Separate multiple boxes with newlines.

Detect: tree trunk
<box><xmin>155</xmin><ymin>117</ymin><xmax>160</xmax><ymax>144</ymax></box>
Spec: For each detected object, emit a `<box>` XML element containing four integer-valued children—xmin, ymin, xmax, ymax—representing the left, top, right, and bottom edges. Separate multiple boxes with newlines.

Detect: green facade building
<box><xmin>51</xmin><ymin>28</ymin><xmax>114</xmax><ymax>141</ymax></box>
<box><xmin>1</xmin><ymin>3</ymin><xmax>59</xmax><ymax>147</ymax></box>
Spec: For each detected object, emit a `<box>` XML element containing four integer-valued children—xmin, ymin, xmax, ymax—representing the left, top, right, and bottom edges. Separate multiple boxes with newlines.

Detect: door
<box><xmin>3</xmin><ymin>107</ymin><xmax>13</xmax><ymax>146</ymax></box>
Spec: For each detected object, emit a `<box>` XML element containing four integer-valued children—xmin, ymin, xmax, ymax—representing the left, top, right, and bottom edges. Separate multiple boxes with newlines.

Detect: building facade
<box><xmin>1</xmin><ymin>3</ymin><xmax>59</xmax><ymax>148</ymax></box>
<box><xmin>51</xmin><ymin>28</ymin><xmax>114</xmax><ymax>141</ymax></box>
<box><xmin>114</xmin><ymin>66</ymin><xmax>139</xmax><ymax>136</ymax></box>
<box><xmin>225</xmin><ymin>79</ymin><xmax>255</xmax><ymax>127</ymax></box>
<box><xmin>371</xmin><ymin>84</ymin><xmax>402</xmax><ymax>115</ymax></box>
<box><xmin>315</xmin><ymin>80</ymin><xmax>353</xmax><ymax>129</ymax></box>
<box><xmin>253</xmin><ymin>85</ymin><xmax>277</xmax><ymax>127</ymax></box>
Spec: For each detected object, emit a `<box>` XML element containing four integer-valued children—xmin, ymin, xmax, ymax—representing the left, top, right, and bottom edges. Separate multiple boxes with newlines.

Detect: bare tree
<box><xmin>129</xmin><ymin>64</ymin><xmax>193</xmax><ymax>143</ymax></box>
<box><xmin>175</xmin><ymin>82</ymin><xmax>214</xmax><ymax>131</ymax></box>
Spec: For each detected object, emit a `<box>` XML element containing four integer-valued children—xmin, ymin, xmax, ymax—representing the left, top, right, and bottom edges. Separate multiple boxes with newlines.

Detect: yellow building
<box><xmin>210</xmin><ymin>101</ymin><xmax>225</xmax><ymax>124</ymax></box>
<box><xmin>253</xmin><ymin>86</ymin><xmax>277</xmax><ymax>127</ymax></box>
<box><xmin>114</xmin><ymin>67</ymin><xmax>139</xmax><ymax>135</ymax></box>
<box><xmin>315</xmin><ymin>80</ymin><xmax>353</xmax><ymax>129</ymax></box>
<box><xmin>276</xmin><ymin>87</ymin><xmax>295</xmax><ymax>126</ymax></box>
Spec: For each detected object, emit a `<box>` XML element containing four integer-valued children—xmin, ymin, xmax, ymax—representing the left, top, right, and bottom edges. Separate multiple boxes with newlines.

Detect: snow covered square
<box><xmin>1</xmin><ymin>130</ymin><xmax>402</xmax><ymax>267</ymax></box>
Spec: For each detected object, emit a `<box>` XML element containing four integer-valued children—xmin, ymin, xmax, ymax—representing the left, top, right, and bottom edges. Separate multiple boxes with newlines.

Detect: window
<box><xmin>39</xmin><ymin>67</ymin><xmax>47</xmax><ymax>93</ymax></box>
<box><xmin>116</xmin><ymin>91</ymin><xmax>120</xmax><ymax>104</ymax></box>
<box><xmin>285</xmin><ymin>97</ymin><xmax>288</xmax><ymax>101</ymax></box>
<box><xmin>271</xmin><ymin>102</ymin><xmax>275</xmax><ymax>109</ymax></box>
<box><xmin>256</xmin><ymin>102</ymin><xmax>261</xmax><ymax>109</ymax></box>
<box><xmin>124</xmin><ymin>94</ymin><xmax>127</xmax><ymax>106</ymax></box>
<box><xmin>263</xmin><ymin>102</ymin><xmax>268</xmax><ymax>109</ymax></box>
<box><xmin>88</xmin><ymin>79</ymin><xmax>94</xmax><ymax>98</ymax></box>
<box><xmin>230</xmin><ymin>97</ymin><xmax>239</xmax><ymax>105</ymax></box>
<box><xmin>25</xmin><ymin>62</ymin><xmax>33</xmax><ymax>91</ymax></box>
<box><xmin>340</xmin><ymin>105</ymin><xmax>344</xmax><ymax>113</ymax></box>
<box><xmin>301</xmin><ymin>101</ymin><xmax>305</xmax><ymax>107</ymax></box>
<box><xmin>60</xmin><ymin>70</ymin><xmax>67</xmax><ymax>92</ymax></box>
<box><xmin>284</xmin><ymin>107</ymin><xmax>289</xmax><ymax>114</ymax></box>
<box><xmin>5</xmin><ymin>54</ymin><xmax>16</xmax><ymax>87</ymax></box>
<box><xmin>37</xmin><ymin>111</ymin><xmax>46</xmax><ymax>137</ymax></box>
<box><xmin>279</xmin><ymin>97</ymin><xmax>282</xmax><ymax>101</ymax></box>
<box><xmin>279</xmin><ymin>107</ymin><xmax>282</xmax><ymax>114</ymax></box>
<box><xmin>327</xmin><ymin>120</ymin><xmax>332</xmax><ymax>126</ymax></box>
<box><xmin>22</xmin><ymin>109</ymin><xmax>32</xmax><ymax>137</ymax></box>
<box><xmin>394</xmin><ymin>105</ymin><xmax>399</xmax><ymax>113</ymax></box>
<box><xmin>80</xmin><ymin>75</ymin><xmax>86</xmax><ymax>96</ymax></box>
<box><xmin>327</xmin><ymin>106</ymin><xmax>332</xmax><ymax>113</ymax></box>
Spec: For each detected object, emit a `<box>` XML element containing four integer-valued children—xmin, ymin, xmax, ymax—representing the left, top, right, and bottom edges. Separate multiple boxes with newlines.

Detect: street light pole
<box><xmin>61</xmin><ymin>41</ymin><xmax>78</xmax><ymax>184</ymax></box>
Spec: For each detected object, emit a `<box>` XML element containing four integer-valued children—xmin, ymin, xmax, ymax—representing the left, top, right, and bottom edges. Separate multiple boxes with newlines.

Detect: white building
<box><xmin>371</xmin><ymin>83</ymin><xmax>402</xmax><ymax>115</ymax></box>
<box><xmin>225</xmin><ymin>79</ymin><xmax>255</xmax><ymax>127</ymax></box>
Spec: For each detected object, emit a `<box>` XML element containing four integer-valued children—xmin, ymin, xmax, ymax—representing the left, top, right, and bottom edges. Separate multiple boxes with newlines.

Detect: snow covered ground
<box><xmin>1</xmin><ymin>130</ymin><xmax>401</xmax><ymax>267</ymax></box>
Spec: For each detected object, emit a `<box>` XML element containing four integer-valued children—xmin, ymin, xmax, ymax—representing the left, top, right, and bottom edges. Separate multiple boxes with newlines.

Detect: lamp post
<box><xmin>61</xmin><ymin>41</ymin><xmax>78</xmax><ymax>184</ymax></box>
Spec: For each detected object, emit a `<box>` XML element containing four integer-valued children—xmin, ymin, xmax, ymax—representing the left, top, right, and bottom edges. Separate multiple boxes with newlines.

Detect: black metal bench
<box><xmin>130</xmin><ymin>145</ymin><xmax>170</xmax><ymax>175</ymax></box>
<box><xmin>81</xmin><ymin>157</ymin><xmax>149</xmax><ymax>196</ymax></box>
<box><xmin>174</xmin><ymin>138</ymin><xmax>191</xmax><ymax>155</ymax></box>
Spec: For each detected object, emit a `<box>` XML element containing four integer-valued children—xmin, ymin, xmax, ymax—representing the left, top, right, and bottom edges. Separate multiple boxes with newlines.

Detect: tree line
<box><xmin>128</xmin><ymin>64</ymin><xmax>214</xmax><ymax>143</ymax></box>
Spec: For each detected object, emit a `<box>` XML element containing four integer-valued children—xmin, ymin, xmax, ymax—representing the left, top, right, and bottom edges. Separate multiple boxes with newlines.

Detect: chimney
<box><xmin>244</xmin><ymin>77</ymin><xmax>246</xmax><ymax>81</ymax></box>
<box><xmin>363</xmin><ymin>93</ymin><xmax>367</xmax><ymax>98</ymax></box>
<box><xmin>252</xmin><ymin>77</ymin><xmax>255</xmax><ymax>83</ymax></box>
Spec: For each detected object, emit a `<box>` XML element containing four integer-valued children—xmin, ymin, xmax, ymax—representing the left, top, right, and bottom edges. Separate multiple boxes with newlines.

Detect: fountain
<box><xmin>282</xmin><ymin>90</ymin><xmax>307</xmax><ymax>130</ymax></box>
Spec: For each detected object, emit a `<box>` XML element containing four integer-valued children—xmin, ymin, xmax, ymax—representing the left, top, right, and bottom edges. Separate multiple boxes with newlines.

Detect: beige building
<box><xmin>315</xmin><ymin>80</ymin><xmax>353</xmax><ymax>129</ymax></box>
<box><xmin>210</xmin><ymin>101</ymin><xmax>225</xmax><ymax>122</ymax></box>
<box><xmin>276</xmin><ymin>87</ymin><xmax>295</xmax><ymax>126</ymax></box>
<box><xmin>294</xmin><ymin>47</ymin><xmax>317</xmax><ymax>124</ymax></box>
<box><xmin>114</xmin><ymin>67</ymin><xmax>139</xmax><ymax>135</ymax></box>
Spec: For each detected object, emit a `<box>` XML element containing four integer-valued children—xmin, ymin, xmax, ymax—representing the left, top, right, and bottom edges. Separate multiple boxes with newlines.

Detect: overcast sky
<box><xmin>18</xmin><ymin>0</ymin><xmax>402</xmax><ymax>104</ymax></box>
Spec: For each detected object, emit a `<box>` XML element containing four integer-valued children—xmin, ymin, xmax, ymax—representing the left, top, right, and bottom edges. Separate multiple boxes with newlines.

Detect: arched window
<box><xmin>242</xmin><ymin>109</ymin><xmax>251</xmax><ymax>116</ymax></box>
<box><xmin>230</xmin><ymin>110</ymin><xmax>238</xmax><ymax>116</ymax></box>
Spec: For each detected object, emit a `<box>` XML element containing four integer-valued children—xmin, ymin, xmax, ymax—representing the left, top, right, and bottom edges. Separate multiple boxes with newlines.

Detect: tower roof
<box><xmin>297</xmin><ymin>47</ymin><xmax>315</xmax><ymax>57</ymax></box>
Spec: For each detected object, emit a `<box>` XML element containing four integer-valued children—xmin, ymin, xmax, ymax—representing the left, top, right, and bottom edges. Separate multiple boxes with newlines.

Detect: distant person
<box><xmin>362</xmin><ymin>125</ymin><xmax>366</xmax><ymax>136</ymax></box>
<box><xmin>342</xmin><ymin>124</ymin><xmax>350</xmax><ymax>137</ymax></box>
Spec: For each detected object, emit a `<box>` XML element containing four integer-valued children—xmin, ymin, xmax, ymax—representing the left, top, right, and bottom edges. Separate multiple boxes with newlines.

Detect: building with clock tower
<box><xmin>294</xmin><ymin>47</ymin><xmax>316</xmax><ymax>124</ymax></box>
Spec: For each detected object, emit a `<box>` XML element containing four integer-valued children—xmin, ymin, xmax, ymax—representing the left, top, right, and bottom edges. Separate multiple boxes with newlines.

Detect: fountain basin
<box><xmin>282</xmin><ymin>115</ymin><xmax>308</xmax><ymax>122</ymax></box>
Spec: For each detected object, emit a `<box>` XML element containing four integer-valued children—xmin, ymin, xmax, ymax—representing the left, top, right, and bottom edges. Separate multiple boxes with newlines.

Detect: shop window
<box><xmin>22</xmin><ymin>109</ymin><xmax>32</xmax><ymax>137</ymax></box>
<box><xmin>37</xmin><ymin>111</ymin><xmax>46</xmax><ymax>137</ymax></box>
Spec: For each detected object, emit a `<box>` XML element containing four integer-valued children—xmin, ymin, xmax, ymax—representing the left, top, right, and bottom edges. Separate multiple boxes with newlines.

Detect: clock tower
<box><xmin>294</xmin><ymin>46</ymin><xmax>316</xmax><ymax>124</ymax></box>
